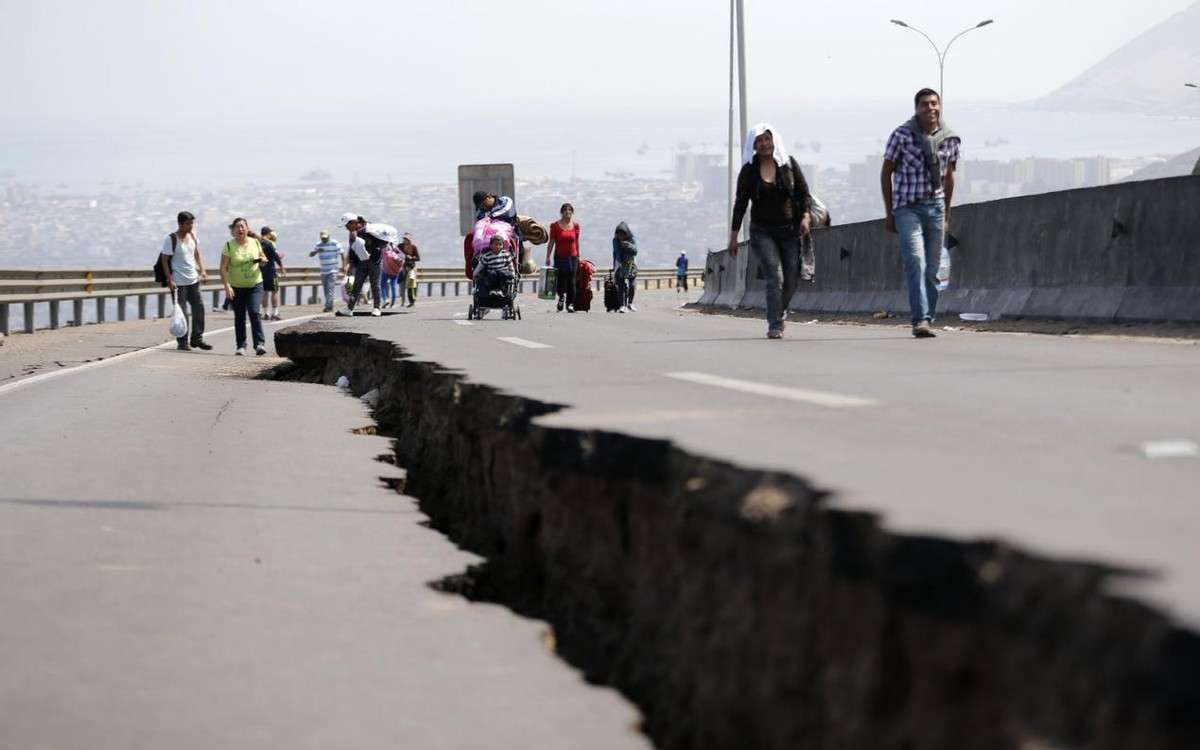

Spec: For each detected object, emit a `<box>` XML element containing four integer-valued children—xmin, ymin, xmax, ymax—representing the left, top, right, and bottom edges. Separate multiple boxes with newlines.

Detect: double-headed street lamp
<box><xmin>890</xmin><ymin>18</ymin><xmax>995</xmax><ymax>111</ymax></box>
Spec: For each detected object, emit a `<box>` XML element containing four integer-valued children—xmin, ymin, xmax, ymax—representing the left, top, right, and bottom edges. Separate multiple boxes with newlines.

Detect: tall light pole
<box><xmin>728</xmin><ymin>0</ymin><xmax>736</xmax><ymax>228</ymax></box>
<box><xmin>890</xmin><ymin>18</ymin><xmax>994</xmax><ymax>111</ymax></box>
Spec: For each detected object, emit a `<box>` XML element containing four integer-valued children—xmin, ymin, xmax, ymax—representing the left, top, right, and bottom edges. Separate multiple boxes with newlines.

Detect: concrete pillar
<box><xmin>138</xmin><ymin>295</ymin><xmax>147</xmax><ymax>319</ymax></box>
<box><xmin>311</xmin><ymin>285</ymin><xmax>319</xmax><ymax>304</ymax></box>
<box><xmin>73</xmin><ymin>299</ymin><xmax>84</xmax><ymax>327</ymax></box>
<box><xmin>211</xmin><ymin>290</ymin><xmax>220</xmax><ymax>310</ymax></box>
<box><xmin>440</xmin><ymin>281</ymin><xmax>447</xmax><ymax>297</ymax></box>
<box><xmin>95</xmin><ymin>298</ymin><xmax>105</xmax><ymax>324</ymax></box>
<box><xmin>49</xmin><ymin>301</ymin><xmax>60</xmax><ymax>330</ymax></box>
<box><xmin>117</xmin><ymin>297</ymin><xmax>127</xmax><ymax>321</ymax></box>
<box><xmin>0</xmin><ymin>303</ymin><xmax>8</xmax><ymax>335</ymax></box>
<box><xmin>23</xmin><ymin>302</ymin><xmax>36</xmax><ymax>333</ymax></box>
<box><xmin>157</xmin><ymin>293</ymin><xmax>166</xmax><ymax>318</ymax></box>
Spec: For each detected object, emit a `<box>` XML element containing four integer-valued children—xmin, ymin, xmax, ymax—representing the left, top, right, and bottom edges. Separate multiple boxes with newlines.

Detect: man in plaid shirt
<box><xmin>881</xmin><ymin>88</ymin><xmax>960</xmax><ymax>338</ymax></box>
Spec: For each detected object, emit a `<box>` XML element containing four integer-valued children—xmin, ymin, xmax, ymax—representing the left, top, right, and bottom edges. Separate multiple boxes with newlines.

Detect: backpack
<box><xmin>154</xmin><ymin>233</ymin><xmax>176</xmax><ymax>287</ymax></box>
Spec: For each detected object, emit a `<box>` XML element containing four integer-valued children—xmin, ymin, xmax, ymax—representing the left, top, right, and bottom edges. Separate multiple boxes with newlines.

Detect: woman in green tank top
<box><xmin>219</xmin><ymin>217</ymin><xmax>269</xmax><ymax>356</ymax></box>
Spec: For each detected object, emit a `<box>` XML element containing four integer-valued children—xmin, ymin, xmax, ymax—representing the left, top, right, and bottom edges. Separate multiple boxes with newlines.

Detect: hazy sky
<box><xmin>2</xmin><ymin>1</ymin><xmax>1196</xmax><ymax>187</ymax></box>
<box><xmin>3</xmin><ymin>0</ymin><xmax>1195</xmax><ymax>122</ymax></box>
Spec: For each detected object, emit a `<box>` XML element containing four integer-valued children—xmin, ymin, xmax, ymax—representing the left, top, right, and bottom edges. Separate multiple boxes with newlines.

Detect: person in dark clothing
<box><xmin>258</xmin><ymin>226</ymin><xmax>286</xmax><ymax>320</ymax></box>
<box><xmin>336</xmin><ymin>213</ymin><xmax>383</xmax><ymax>317</ymax></box>
<box><xmin>729</xmin><ymin>123</ymin><xmax>811</xmax><ymax>339</ymax></box>
<box><xmin>675</xmin><ymin>251</ymin><xmax>689</xmax><ymax>292</ymax></box>
<box><xmin>611</xmin><ymin>221</ymin><xmax>639</xmax><ymax>313</ymax></box>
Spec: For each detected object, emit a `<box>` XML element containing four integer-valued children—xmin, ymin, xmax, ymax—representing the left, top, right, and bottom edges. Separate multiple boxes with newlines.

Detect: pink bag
<box><xmin>471</xmin><ymin>218</ymin><xmax>515</xmax><ymax>254</ymax></box>
<box><xmin>382</xmin><ymin>244</ymin><xmax>405</xmax><ymax>276</ymax></box>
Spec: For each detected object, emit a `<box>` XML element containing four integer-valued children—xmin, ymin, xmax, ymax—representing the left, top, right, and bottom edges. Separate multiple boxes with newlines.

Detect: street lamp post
<box><xmin>890</xmin><ymin>18</ymin><xmax>994</xmax><ymax>111</ymax></box>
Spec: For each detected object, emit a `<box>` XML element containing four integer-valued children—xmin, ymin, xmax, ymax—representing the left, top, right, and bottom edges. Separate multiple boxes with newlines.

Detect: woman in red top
<box><xmin>545</xmin><ymin>203</ymin><xmax>581</xmax><ymax>312</ymax></box>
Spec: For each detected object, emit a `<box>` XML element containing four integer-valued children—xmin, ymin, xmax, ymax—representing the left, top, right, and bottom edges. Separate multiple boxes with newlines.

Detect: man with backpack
<box><xmin>160</xmin><ymin>211</ymin><xmax>211</xmax><ymax>351</ymax></box>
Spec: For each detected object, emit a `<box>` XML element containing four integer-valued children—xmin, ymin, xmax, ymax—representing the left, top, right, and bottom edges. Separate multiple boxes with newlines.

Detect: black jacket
<box><xmin>731</xmin><ymin>156</ymin><xmax>811</xmax><ymax>232</ymax></box>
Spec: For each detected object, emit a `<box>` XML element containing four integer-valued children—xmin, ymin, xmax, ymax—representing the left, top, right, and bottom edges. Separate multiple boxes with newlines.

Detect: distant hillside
<box><xmin>1119</xmin><ymin>147</ymin><xmax>1200</xmax><ymax>181</ymax></box>
<box><xmin>1029</xmin><ymin>3</ymin><xmax>1200</xmax><ymax>116</ymax></box>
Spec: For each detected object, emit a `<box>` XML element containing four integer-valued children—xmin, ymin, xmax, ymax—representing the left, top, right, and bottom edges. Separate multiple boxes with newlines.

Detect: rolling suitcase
<box><xmin>574</xmin><ymin>286</ymin><xmax>593</xmax><ymax>312</ymax></box>
<box><xmin>603</xmin><ymin>274</ymin><xmax>621</xmax><ymax>312</ymax></box>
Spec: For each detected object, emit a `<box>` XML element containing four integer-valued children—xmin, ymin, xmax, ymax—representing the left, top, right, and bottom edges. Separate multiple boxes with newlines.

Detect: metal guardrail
<box><xmin>0</xmin><ymin>266</ymin><xmax>704</xmax><ymax>335</ymax></box>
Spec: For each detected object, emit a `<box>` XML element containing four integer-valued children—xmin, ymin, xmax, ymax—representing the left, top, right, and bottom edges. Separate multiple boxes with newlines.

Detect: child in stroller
<box><xmin>469</xmin><ymin>234</ymin><xmax>522</xmax><ymax>320</ymax></box>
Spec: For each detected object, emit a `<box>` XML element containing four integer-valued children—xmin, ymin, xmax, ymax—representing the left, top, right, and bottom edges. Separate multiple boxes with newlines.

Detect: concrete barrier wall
<box><xmin>699</xmin><ymin>241</ymin><xmax>746</xmax><ymax>308</ymax></box>
<box><xmin>717</xmin><ymin>175</ymin><xmax>1200</xmax><ymax>322</ymax></box>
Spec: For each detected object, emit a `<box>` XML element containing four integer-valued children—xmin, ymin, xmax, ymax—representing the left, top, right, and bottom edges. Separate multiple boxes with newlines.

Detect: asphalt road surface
<box><xmin>2</xmin><ymin>288</ymin><xmax>1198</xmax><ymax>748</ymax></box>
<box><xmin>322</xmin><ymin>290</ymin><xmax>1200</xmax><ymax>627</ymax></box>
<box><xmin>0</xmin><ymin>300</ymin><xmax>649</xmax><ymax>750</ymax></box>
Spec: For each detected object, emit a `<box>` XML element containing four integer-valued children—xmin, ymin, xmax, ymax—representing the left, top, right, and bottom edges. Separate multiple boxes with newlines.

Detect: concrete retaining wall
<box><xmin>714</xmin><ymin>175</ymin><xmax>1200</xmax><ymax>322</ymax></box>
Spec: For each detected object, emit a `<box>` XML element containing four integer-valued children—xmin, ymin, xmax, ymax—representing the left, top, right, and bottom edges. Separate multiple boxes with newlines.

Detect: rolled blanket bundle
<box><xmin>518</xmin><ymin>215</ymin><xmax>549</xmax><ymax>245</ymax></box>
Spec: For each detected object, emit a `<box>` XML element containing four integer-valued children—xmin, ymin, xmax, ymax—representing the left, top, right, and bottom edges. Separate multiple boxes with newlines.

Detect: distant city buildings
<box><xmin>0</xmin><ymin>150</ymin><xmax>1177</xmax><ymax>269</ymax></box>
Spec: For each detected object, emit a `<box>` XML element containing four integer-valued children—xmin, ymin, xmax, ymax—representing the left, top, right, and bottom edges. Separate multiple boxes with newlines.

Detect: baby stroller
<box><xmin>468</xmin><ymin>269</ymin><xmax>522</xmax><ymax>320</ymax></box>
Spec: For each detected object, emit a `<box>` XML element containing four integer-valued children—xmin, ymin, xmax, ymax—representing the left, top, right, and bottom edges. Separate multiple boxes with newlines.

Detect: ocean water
<box><xmin>2</xmin><ymin>105</ymin><xmax>1197</xmax><ymax>190</ymax></box>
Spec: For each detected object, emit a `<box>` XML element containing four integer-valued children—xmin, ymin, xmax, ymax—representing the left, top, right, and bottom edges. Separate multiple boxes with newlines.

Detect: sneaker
<box><xmin>567</xmin><ymin>304</ymin><xmax>575</xmax><ymax>313</ymax></box>
<box><xmin>235</xmin><ymin>347</ymin><xmax>246</xmax><ymax>356</ymax></box>
<box><xmin>194</xmin><ymin>341</ymin><xmax>213</xmax><ymax>351</ymax></box>
<box><xmin>272</xmin><ymin>313</ymin><xmax>282</xmax><ymax>321</ymax></box>
<box><xmin>767</xmin><ymin>330</ymin><xmax>783</xmax><ymax>340</ymax></box>
<box><xmin>618</xmin><ymin>306</ymin><xmax>626</xmax><ymax>314</ymax></box>
<box><xmin>557</xmin><ymin>299</ymin><xmax>564</xmax><ymax>312</ymax></box>
<box><xmin>628</xmin><ymin>304</ymin><xmax>638</xmax><ymax>312</ymax></box>
<box><xmin>912</xmin><ymin>321</ymin><xmax>937</xmax><ymax>338</ymax></box>
<box><xmin>323</xmin><ymin>307</ymin><xmax>333</xmax><ymax>313</ymax></box>
<box><xmin>176</xmin><ymin>343</ymin><xmax>192</xmax><ymax>351</ymax></box>
<box><xmin>371</xmin><ymin>308</ymin><xmax>382</xmax><ymax>317</ymax></box>
<box><xmin>255</xmin><ymin>344</ymin><xmax>267</xmax><ymax>356</ymax></box>
<box><xmin>336</xmin><ymin>308</ymin><xmax>353</xmax><ymax>317</ymax></box>
<box><xmin>408</xmin><ymin>300</ymin><xmax>415</xmax><ymax>307</ymax></box>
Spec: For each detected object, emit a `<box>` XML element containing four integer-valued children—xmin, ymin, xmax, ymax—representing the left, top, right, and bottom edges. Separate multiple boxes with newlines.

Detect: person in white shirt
<box><xmin>160</xmin><ymin>210</ymin><xmax>211</xmax><ymax>351</ymax></box>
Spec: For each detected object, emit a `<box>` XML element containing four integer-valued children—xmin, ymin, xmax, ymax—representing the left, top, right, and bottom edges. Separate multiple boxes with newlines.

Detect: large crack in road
<box><xmin>275</xmin><ymin>324</ymin><xmax>1199</xmax><ymax>750</ymax></box>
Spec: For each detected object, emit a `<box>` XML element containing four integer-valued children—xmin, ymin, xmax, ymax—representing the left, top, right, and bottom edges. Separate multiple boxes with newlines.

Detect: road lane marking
<box><xmin>497</xmin><ymin>336</ymin><xmax>553</xmax><ymax>349</ymax></box>
<box><xmin>1141</xmin><ymin>440</ymin><xmax>1199</xmax><ymax>459</ymax></box>
<box><xmin>664</xmin><ymin>371</ymin><xmax>879</xmax><ymax>408</ymax></box>
<box><xmin>0</xmin><ymin>313</ymin><xmax>321</xmax><ymax>398</ymax></box>
<box><xmin>454</xmin><ymin>320</ymin><xmax>475</xmax><ymax>326</ymax></box>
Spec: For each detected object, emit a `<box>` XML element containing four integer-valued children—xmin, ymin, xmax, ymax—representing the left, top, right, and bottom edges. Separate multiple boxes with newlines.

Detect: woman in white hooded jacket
<box><xmin>728</xmin><ymin>124</ymin><xmax>812</xmax><ymax>339</ymax></box>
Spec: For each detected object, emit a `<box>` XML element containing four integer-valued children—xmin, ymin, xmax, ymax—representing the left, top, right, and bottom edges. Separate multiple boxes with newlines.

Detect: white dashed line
<box><xmin>497</xmin><ymin>336</ymin><xmax>553</xmax><ymax>349</ymax></box>
<box><xmin>664</xmin><ymin>371</ymin><xmax>879</xmax><ymax>408</ymax></box>
<box><xmin>1141</xmin><ymin>440</ymin><xmax>1199</xmax><ymax>459</ymax></box>
<box><xmin>454</xmin><ymin>320</ymin><xmax>475</xmax><ymax>326</ymax></box>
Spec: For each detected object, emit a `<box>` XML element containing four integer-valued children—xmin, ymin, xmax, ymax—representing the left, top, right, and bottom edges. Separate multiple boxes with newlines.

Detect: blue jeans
<box><xmin>232</xmin><ymin>284</ymin><xmax>264</xmax><ymax>349</ymax></box>
<box><xmin>381</xmin><ymin>272</ymin><xmax>400</xmax><ymax>305</ymax></box>
<box><xmin>749</xmin><ymin>224</ymin><xmax>799</xmax><ymax>333</ymax></box>
<box><xmin>895</xmin><ymin>198</ymin><xmax>944</xmax><ymax>324</ymax></box>
<box><xmin>321</xmin><ymin>272</ymin><xmax>338</xmax><ymax>312</ymax></box>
